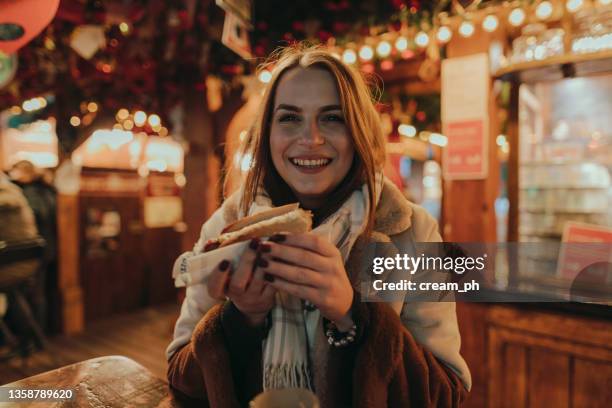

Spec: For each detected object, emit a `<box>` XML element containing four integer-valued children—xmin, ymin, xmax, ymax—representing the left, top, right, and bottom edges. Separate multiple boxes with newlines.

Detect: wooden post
<box><xmin>56</xmin><ymin>193</ymin><xmax>84</xmax><ymax>334</ymax></box>
<box><xmin>442</xmin><ymin>30</ymin><xmax>504</xmax><ymax>243</ymax></box>
<box><xmin>181</xmin><ymin>85</ymin><xmax>221</xmax><ymax>252</ymax></box>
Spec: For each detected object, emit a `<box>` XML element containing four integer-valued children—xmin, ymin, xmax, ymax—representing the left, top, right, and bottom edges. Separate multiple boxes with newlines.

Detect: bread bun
<box><xmin>216</xmin><ymin>204</ymin><xmax>312</xmax><ymax>247</ymax></box>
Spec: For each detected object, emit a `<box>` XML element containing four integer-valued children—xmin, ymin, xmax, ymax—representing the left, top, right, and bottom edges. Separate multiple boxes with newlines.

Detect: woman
<box><xmin>167</xmin><ymin>45</ymin><xmax>471</xmax><ymax>407</ymax></box>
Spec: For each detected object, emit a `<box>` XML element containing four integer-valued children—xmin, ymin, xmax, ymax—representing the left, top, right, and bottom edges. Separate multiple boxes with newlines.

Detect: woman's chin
<box><xmin>289</xmin><ymin>184</ymin><xmax>335</xmax><ymax>205</ymax></box>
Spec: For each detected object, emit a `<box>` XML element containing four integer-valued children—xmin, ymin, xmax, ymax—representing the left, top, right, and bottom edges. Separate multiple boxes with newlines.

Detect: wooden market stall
<box><xmin>56</xmin><ymin>128</ymin><xmax>185</xmax><ymax>333</ymax></box>
<box><xmin>438</xmin><ymin>4</ymin><xmax>612</xmax><ymax>407</ymax></box>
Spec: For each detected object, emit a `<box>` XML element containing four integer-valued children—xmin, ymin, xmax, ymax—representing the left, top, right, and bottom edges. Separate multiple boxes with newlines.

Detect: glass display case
<box><xmin>509</xmin><ymin>71</ymin><xmax>612</xmax><ymax>303</ymax></box>
<box><xmin>518</xmin><ymin>73</ymin><xmax>612</xmax><ymax>244</ymax></box>
<box><xmin>487</xmin><ymin>53</ymin><xmax>612</xmax><ymax>305</ymax></box>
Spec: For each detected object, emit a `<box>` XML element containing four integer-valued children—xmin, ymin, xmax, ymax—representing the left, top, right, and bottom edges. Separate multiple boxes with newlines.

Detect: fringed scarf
<box><xmin>248</xmin><ymin>173</ymin><xmax>384</xmax><ymax>391</ymax></box>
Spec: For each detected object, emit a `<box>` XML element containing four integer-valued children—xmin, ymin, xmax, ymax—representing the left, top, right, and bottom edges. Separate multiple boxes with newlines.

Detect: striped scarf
<box><xmin>252</xmin><ymin>173</ymin><xmax>384</xmax><ymax>391</ymax></box>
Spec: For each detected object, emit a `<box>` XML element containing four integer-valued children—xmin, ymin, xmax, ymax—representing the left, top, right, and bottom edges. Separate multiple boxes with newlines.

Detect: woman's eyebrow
<box><xmin>275</xmin><ymin>104</ymin><xmax>301</xmax><ymax>112</ymax></box>
<box><xmin>274</xmin><ymin>104</ymin><xmax>342</xmax><ymax>113</ymax></box>
<box><xmin>319</xmin><ymin>104</ymin><xmax>342</xmax><ymax>112</ymax></box>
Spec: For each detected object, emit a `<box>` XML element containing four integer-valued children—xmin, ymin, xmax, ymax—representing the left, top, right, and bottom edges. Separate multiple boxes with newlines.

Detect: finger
<box><xmin>229</xmin><ymin>238</ymin><xmax>260</xmax><ymax>293</ymax></box>
<box><xmin>259</xmin><ymin>241</ymin><xmax>328</xmax><ymax>273</ymax></box>
<box><xmin>260</xmin><ymin>256</ymin><xmax>325</xmax><ymax>287</ymax></box>
<box><xmin>207</xmin><ymin>259</ymin><xmax>232</xmax><ymax>300</ymax></box>
<box><xmin>261</xmin><ymin>283</ymin><xmax>276</xmax><ymax>300</ymax></box>
<box><xmin>269</xmin><ymin>277</ymin><xmax>320</xmax><ymax>304</ymax></box>
<box><xmin>270</xmin><ymin>233</ymin><xmax>337</xmax><ymax>257</ymax></box>
<box><xmin>248</xmin><ymin>266</ymin><xmax>266</xmax><ymax>294</ymax></box>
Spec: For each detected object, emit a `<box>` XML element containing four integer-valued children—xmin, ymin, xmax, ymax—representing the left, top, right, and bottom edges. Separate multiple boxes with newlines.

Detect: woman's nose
<box><xmin>299</xmin><ymin>119</ymin><xmax>325</xmax><ymax>146</ymax></box>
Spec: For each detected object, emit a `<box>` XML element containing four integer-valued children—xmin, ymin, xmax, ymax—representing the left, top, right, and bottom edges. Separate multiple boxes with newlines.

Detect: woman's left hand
<box><xmin>259</xmin><ymin>233</ymin><xmax>354</xmax><ymax>331</ymax></box>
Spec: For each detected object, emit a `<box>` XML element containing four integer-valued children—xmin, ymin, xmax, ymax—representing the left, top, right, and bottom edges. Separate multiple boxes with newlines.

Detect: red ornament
<box><xmin>317</xmin><ymin>30</ymin><xmax>332</xmax><ymax>42</ymax></box>
<box><xmin>391</xmin><ymin>0</ymin><xmax>404</xmax><ymax>10</ymax></box>
<box><xmin>361</xmin><ymin>63</ymin><xmax>375</xmax><ymax>74</ymax></box>
<box><xmin>324</xmin><ymin>2</ymin><xmax>338</xmax><ymax>11</ymax></box>
<box><xmin>332</xmin><ymin>22</ymin><xmax>350</xmax><ymax>34</ymax></box>
<box><xmin>292</xmin><ymin>21</ymin><xmax>305</xmax><ymax>32</ymax></box>
<box><xmin>0</xmin><ymin>0</ymin><xmax>60</xmax><ymax>54</ymax></box>
<box><xmin>401</xmin><ymin>50</ymin><xmax>415</xmax><ymax>59</ymax></box>
<box><xmin>416</xmin><ymin>111</ymin><xmax>426</xmax><ymax>121</ymax></box>
<box><xmin>254</xmin><ymin>44</ymin><xmax>266</xmax><ymax>57</ymax></box>
<box><xmin>338</xmin><ymin>0</ymin><xmax>350</xmax><ymax>10</ymax></box>
<box><xmin>380</xmin><ymin>60</ymin><xmax>394</xmax><ymax>71</ymax></box>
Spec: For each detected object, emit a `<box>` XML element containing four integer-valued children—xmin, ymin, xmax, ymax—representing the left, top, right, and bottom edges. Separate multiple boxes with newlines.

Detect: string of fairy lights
<box><xmin>256</xmin><ymin>0</ymin><xmax>610</xmax><ymax>78</ymax></box>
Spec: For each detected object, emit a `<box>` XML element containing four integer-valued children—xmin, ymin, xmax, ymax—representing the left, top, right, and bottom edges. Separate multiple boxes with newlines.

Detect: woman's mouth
<box><xmin>289</xmin><ymin>157</ymin><xmax>332</xmax><ymax>169</ymax></box>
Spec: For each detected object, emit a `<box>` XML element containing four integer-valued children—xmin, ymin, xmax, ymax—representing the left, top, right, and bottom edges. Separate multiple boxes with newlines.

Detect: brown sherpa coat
<box><xmin>167</xmin><ymin>179</ymin><xmax>469</xmax><ymax>407</ymax></box>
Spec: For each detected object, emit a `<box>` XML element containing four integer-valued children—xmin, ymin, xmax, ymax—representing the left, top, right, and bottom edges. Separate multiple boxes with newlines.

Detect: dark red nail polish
<box><xmin>269</xmin><ymin>234</ymin><xmax>286</xmax><ymax>242</ymax></box>
<box><xmin>219</xmin><ymin>260</ymin><xmax>230</xmax><ymax>271</ymax></box>
<box><xmin>264</xmin><ymin>273</ymin><xmax>275</xmax><ymax>282</ymax></box>
<box><xmin>257</xmin><ymin>258</ymin><xmax>269</xmax><ymax>268</ymax></box>
<box><xmin>259</xmin><ymin>243</ymin><xmax>272</xmax><ymax>253</ymax></box>
<box><xmin>204</xmin><ymin>240</ymin><xmax>220</xmax><ymax>252</ymax></box>
<box><xmin>249</xmin><ymin>238</ymin><xmax>260</xmax><ymax>250</ymax></box>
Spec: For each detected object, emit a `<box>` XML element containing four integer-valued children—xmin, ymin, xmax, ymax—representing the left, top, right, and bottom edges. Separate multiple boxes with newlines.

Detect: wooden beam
<box><xmin>442</xmin><ymin>27</ymin><xmax>504</xmax><ymax>242</ymax></box>
<box><xmin>56</xmin><ymin>193</ymin><xmax>84</xmax><ymax>334</ymax></box>
<box><xmin>181</xmin><ymin>87</ymin><xmax>221</xmax><ymax>252</ymax></box>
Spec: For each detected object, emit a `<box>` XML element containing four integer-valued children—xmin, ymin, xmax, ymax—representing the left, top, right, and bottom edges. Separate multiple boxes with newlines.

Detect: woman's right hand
<box><xmin>207</xmin><ymin>238</ymin><xmax>276</xmax><ymax>327</ymax></box>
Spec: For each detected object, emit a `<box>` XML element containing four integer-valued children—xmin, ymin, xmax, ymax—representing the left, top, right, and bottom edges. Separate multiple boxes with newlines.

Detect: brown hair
<box><xmin>240</xmin><ymin>43</ymin><xmax>386</xmax><ymax>236</ymax></box>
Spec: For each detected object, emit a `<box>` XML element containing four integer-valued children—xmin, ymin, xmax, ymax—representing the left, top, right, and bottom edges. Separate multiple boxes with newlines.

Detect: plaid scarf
<box><xmin>250</xmin><ymin>173</ymin><xmax>384</xmax><ymax>391</ymax></box>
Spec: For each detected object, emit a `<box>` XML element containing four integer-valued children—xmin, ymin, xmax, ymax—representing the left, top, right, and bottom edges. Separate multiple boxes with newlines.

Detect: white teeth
<box><xmin>291</xmin><ymin>158</ymin><xmax>331</xmax><ymax>168</ymax></box>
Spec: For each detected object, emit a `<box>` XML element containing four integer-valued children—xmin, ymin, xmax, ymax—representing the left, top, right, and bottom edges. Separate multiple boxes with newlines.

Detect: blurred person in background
<box><xmin>9</xmin><ymin>161</ymin><xmax>57</xmax><ymax>333</ymax></box>
<box><xmin>0</xmin><ymin>171</ymin><xmax>40</xmax><ymax>350</ymax></box>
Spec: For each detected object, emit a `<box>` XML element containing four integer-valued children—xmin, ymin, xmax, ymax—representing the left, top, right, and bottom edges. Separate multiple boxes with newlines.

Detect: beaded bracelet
<box><xmin>325</xmin><ymin>321</ymin><xmax>357</xmax><ymax>347</ymax></box>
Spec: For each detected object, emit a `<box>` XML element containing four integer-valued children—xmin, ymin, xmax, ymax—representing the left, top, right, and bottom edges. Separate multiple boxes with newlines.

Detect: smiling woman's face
<box><xmin>269</xmin><ymin>67</ymin><xmax>354</xmax><ymax>209</ymax></box>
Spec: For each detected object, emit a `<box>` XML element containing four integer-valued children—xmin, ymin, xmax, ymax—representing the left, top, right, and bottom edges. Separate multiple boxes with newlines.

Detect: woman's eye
<box><xmin>322</xmin><ymin>114</ymin><xmax>345</xmax><ymax>123</ymax></box>
<box><xmin>278</xmin><ymin>114</ymin><xmax>301</xmax><ymax>123</ymax></box>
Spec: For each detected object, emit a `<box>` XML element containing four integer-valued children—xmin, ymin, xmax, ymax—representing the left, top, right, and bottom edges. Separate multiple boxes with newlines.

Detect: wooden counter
<box><xmin>2</xmin><ymin>355</ymin><xmax>177</xmax><ymax>407</ymax></box>
<box><xmin>458</xmin><ymin>302</ymin><xmax>612</xmax><ymax>408</ymax></box>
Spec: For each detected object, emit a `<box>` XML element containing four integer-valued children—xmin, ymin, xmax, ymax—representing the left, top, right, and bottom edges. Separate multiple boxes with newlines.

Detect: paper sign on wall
<box><xmin>557</xmin><ymin>222</ymin><xmax>612</xmax><ymax>281</ymax></box>
<box><xmin>441</xmin><ymin>53</ymin><xmax>490</xmax><ymax>180</ymax></box>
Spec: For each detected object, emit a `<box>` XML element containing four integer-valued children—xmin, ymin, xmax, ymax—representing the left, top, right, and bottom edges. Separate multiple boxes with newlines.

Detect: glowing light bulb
<box><xmin>119</xmin><ymin>22</ymin><xmax>130</xmax><ymax>34</ymax></box>
<box><xmin>23</xmin><ymin>100</ymin><xmax>34</xmax><ymax>112</ymax></box>
<box><xmin>134</xmin><ymin>111</ymin><xmax>146</xmax><ymax>126</ymax></box>
<box><xmin>376</xmin><ymin>41</ymin><xmax>392</xmax><ymax>57</ymax></box>
<box><xmin>482</xmin><ymin>14</ymin><xmax>499</xmax><ymax>32</ymax></box>
<box><xmin>359</xmin><ymin>45</ymin><xmax>374</xmax><ymax>61</ymax></box>
<box><xmin>459</xmin><ymin>21</ymin><xmax>475</xmax><ymax>38</ymax></box>
<box><xmin>258</xmin><ymin>70</ymin><xmax>272</xmax><ymax>83</ymax></box>
<box><xmin>342</xmin><ymin>49</ymin><xmax>357</xmax><ymax>64</ymax></box>
<box><xmin>148</xmin><ymin>114</ymin><xmax>161</xmax><ymax>127</ymax></box>
<box><xmin>70</xmin><ymin>116</ymin><xmax>81</xmax><ymax>127</ymax></box>
<box><xmin>398</xmin><ymin>124</ymin><xmax>417</xmax><ymax>137</ymax></box>
<box><xmin>87</xmin><ymin>102</ymin><xmax>98</xmax><ymax>113</ymax></box>
<box><xmin>116</xmin><ymin>108</ymin><xmax>129</xmax><ymax>121</ymax></box>
<box><xmin>536</xmin><ymin>1</ymin><xmax>554</xmax><ymax>19</ymax></box>
<box><xmin>395</xmin><ymin>36</ymin><xmax>408</xmax><ymax>51</ymax></box>
<box><xmin>436</xmin><ymin>26</ymin><xmax>452</xmax><ymax>43</ymax></box>
<box><xmin>566</xmin><ymin>0</ymin><xmax>583</xmax><ymax>12</ymax></box>
<box><xmin>508</xmin><ymin>8</ymin><xmax>526</xmax><ymax>26</ymax></box>
<box><xmin>415</xmin><ymin>31</ymin><xmax>429</xmax><ymax>48</ymax></box>
<box><xmin>429</xmin><ymin>133</ymin><xmax>448</xmax><ymax>147</ymax></box>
